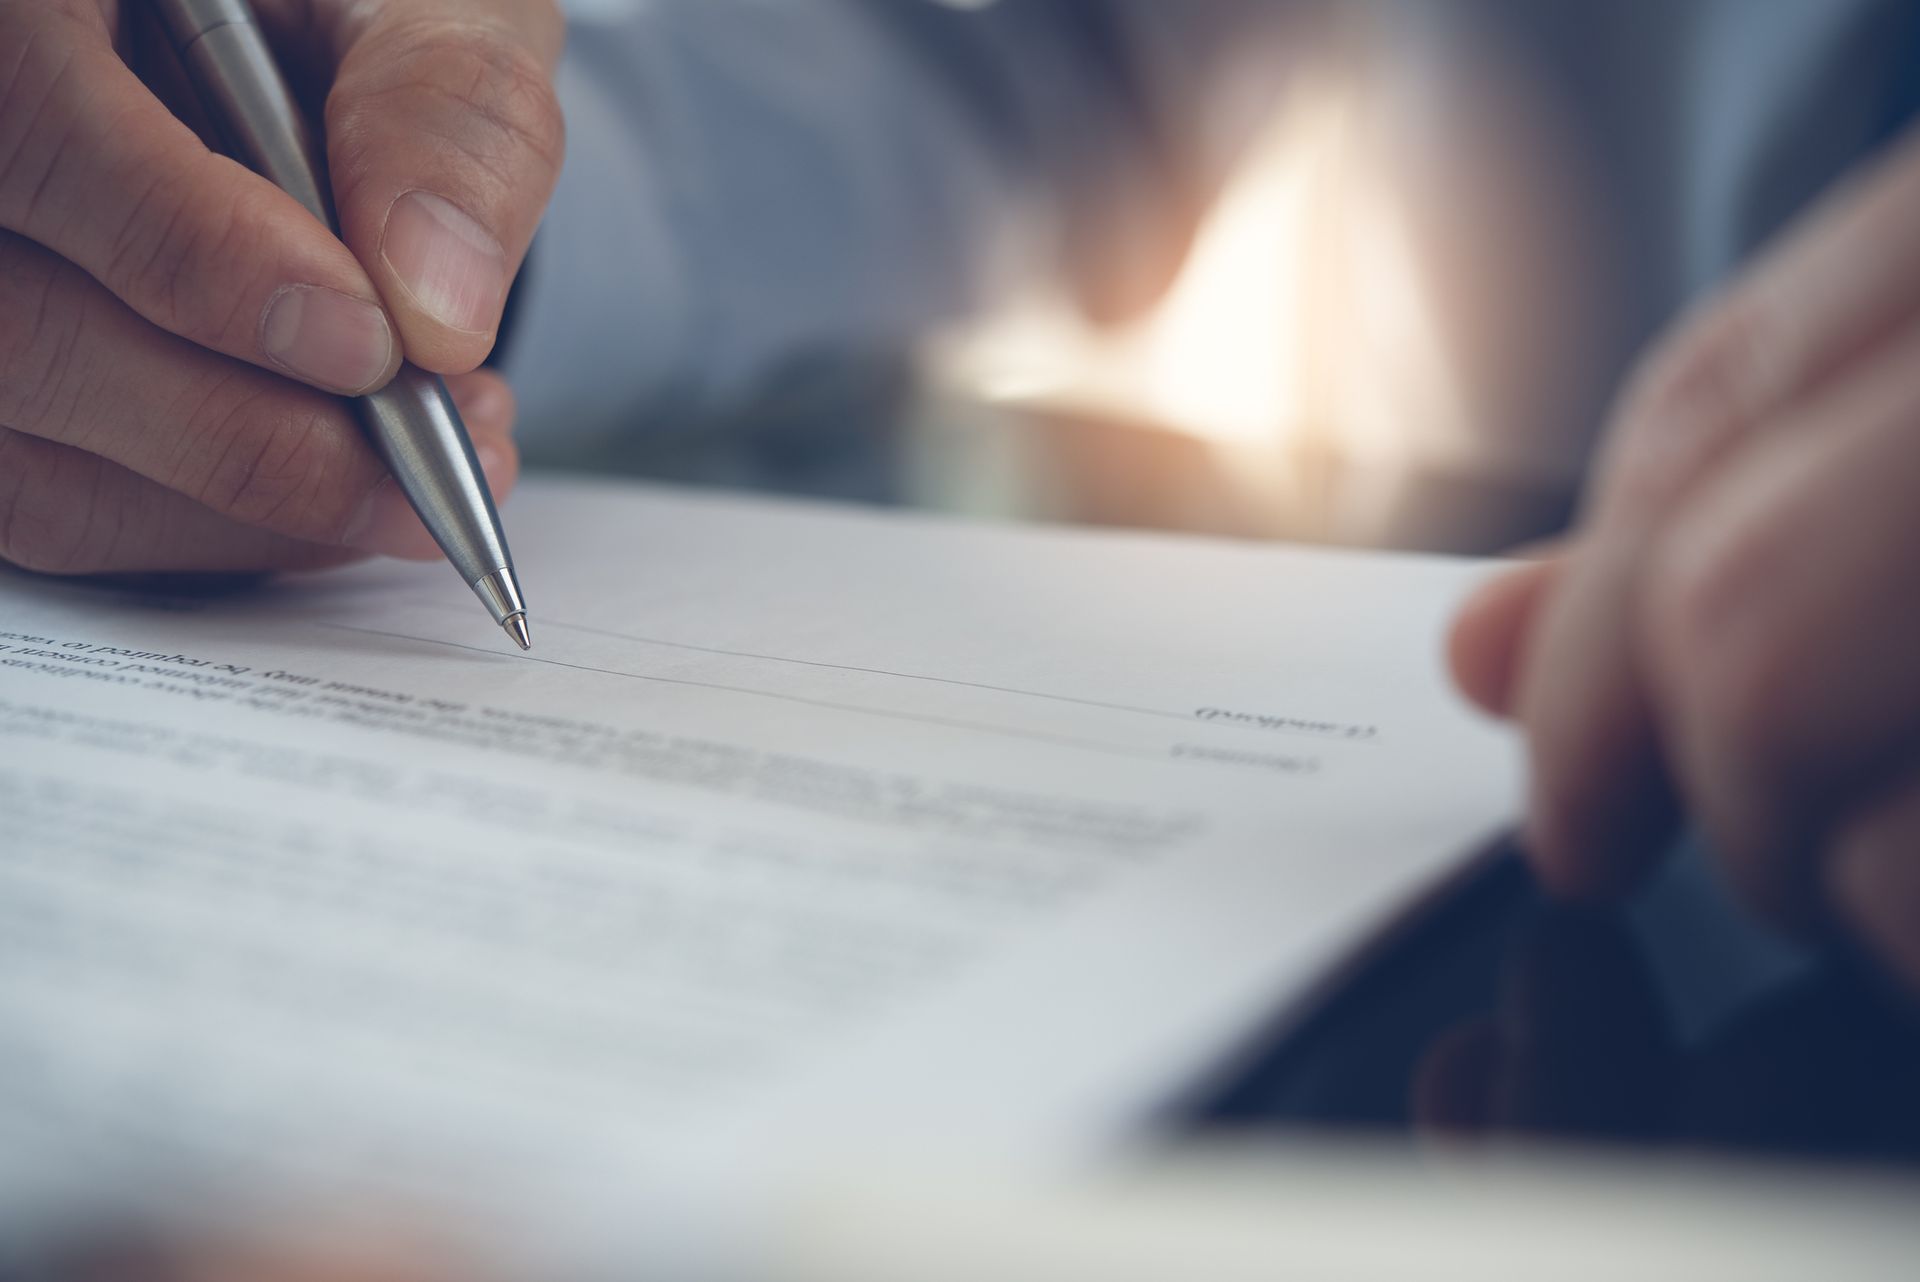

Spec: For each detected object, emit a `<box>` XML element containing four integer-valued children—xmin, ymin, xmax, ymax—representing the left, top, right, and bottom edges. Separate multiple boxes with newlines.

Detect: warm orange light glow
<box><xmin>933</xmin><ymin>75</ymin><xmax>1465</xmax><ymax>460</ymax></box>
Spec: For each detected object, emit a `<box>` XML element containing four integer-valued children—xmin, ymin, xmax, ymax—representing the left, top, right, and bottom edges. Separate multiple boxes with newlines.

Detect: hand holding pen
<box><xmin>0</xmin><ymin>0</ymin><xmax>562</xmax><ymax>642</ymax></box>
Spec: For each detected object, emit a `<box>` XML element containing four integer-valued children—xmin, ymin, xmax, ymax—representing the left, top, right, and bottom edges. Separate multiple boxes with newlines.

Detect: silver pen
<box><xmin>152</xmin><ymin>0</ymin><xmax>532</xmax><ymax>651</ymax></box>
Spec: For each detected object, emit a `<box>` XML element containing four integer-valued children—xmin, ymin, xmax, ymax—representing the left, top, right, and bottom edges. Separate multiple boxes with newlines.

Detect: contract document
<box><xmin>0</xmin><ymin>478</ymin><xmax>1518</xmax><ymax>1272</ymax></box>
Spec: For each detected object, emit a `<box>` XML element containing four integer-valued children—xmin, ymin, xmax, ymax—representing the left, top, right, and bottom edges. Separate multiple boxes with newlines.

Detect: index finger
<box><xmin>0</xmin><ymin>4</ymin><xmax>402</xmax><ymax>394</ymax></box>
<box><xmin>1515</xmin><ymin>131</ymin><xmax>1920</xmax><ymax>894</ymax></box>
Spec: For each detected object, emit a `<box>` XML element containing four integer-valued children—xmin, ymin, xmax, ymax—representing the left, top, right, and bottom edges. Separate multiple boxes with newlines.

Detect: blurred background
<box><xmin>528</xmin><ymin>3</ymin><xmax>1631</xmax><ymax>556</ymax></box>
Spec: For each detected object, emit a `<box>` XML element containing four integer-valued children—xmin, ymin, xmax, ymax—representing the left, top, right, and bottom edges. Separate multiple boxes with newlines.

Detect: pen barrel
<box><xmin>154</xmin><ymin>3</ymin><xmax>334</xmax><ymax>227</ymax></box>
<box><xmin>150</xmin><ymin>0</ymin><xmax>524</xmax><ymax>621</ymax></box>
<box><xmin>356</xmin><ymin>373</ymin><xmax>518</xmax><ymax>597</ymax></box>
<box><xmin>153</xmin><ymin>0</ymin><xmax>253</xmax><ymax>36</ymax></box>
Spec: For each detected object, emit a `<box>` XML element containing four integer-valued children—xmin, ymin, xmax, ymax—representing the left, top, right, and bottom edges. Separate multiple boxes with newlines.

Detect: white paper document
<box><xmin>0</xmin><ymin>478</ymin><xmax>1517</xmax><ymax>1268</ymax></box>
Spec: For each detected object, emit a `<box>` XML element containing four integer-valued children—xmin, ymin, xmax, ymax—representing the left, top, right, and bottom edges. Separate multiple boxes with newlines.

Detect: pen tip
<box><xmin>504</xmin><ymin>614</ymin><xmax>532</xmax><ymax>651</ymax></box>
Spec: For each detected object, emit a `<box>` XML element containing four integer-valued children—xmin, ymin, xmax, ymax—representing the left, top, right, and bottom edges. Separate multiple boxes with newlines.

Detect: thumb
<box><xmin>1448</xmin><ymin>550</ymin><xmax>1565</xmax><ymax>720</ymax></box>
<box><xmin>321</xmin><ymin>1</ymin><xmax>566</xmax><ymax>373</ymax></box>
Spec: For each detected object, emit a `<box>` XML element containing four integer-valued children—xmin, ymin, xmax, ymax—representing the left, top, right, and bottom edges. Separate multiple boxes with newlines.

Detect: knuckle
<box><xmin>1646</xmin><ymin>293</ymin><xmax>1778</xmax><ymax>431</ymax></box>
<box><xmin>100</xmin><ymin>175</ymin><xmax>267</xmax><ymax>341</ymax></box>
<box><xmin>0</xmin><ymin>428</ymin><xmax>109</xmax><ymax>575</ymax></box>
<box><xmin>437</xmin><ymin>26</ymin><xmax>567</xmax><ymax>168</ymax></box>
<box><xmin>0</xmin><ymin>235</ymin><xmax>88</xmax><ymax>435</ymax></box>
<box><xmin>1641</xmin><ymin>509</ymin><xmax>1801</xmax><ymax>768</ymax></box>
<box><xmin>187</xmin><ymin>387</ymin><xmax>372</xmax><ymax>543</ymax></box>
<box><xmin>0</xmin><ymin>14</ymin><xmax>83</xmax><ymax>225</ymax></box>
<box><xmin>332</xmin><ymin>22</ymin><xmax>566</xmax><ymax>187</ymax></box>
<box><xmin>1602</xmin><ymin>294</ymin><xmax>1781</xmax><ymax>516</ymax></box>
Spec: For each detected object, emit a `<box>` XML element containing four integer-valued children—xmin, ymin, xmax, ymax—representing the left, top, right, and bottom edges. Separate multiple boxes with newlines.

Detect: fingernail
<box><xmin>342</xmin><ymin>479</ymin><xmax>441</xmax><ymax>561</ymax></box>
<box><xmin>381</xmin><ymin>191</ymin><xmax>507</xmax><ymax>333</ymax></box>
<box><xmin>260</xmin><ymin>286</ymin><xmax>396</xmax><ymax>393</ymax></box>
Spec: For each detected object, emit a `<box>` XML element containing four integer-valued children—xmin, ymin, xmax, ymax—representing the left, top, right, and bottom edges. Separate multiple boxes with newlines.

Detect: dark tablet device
<box><xmin>1182</xmin><ymin>833</ymin><xmax>1920</xmax><ymax>1169</ymax></box>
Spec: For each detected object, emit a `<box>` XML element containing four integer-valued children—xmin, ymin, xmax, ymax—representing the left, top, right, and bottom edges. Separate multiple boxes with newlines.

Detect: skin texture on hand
<box><xmin>1448</xmin><ymin>126</ymin><xmax>1920</xmax><ymax>993</ymax></box>
<box><xmin>0</xmin><ymin>0</ymin><xmax>564</xmax><ymax>575</ymax></box>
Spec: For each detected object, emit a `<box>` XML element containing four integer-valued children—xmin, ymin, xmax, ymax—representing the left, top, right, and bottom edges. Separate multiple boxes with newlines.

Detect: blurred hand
<box><xmin>22</xmin><ymin>1224</ymin><xmax>466</xmax><ymax>1282</ymax></box>
<box><xmin>0</xmin><ymin>0</ymin><xmax>565</xmax><ymax>574</ymax></box>
<box><xmin>1449</xmin><ymin>128</ymin><xmax>1920</xmax><ymax>990</ymax></box>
